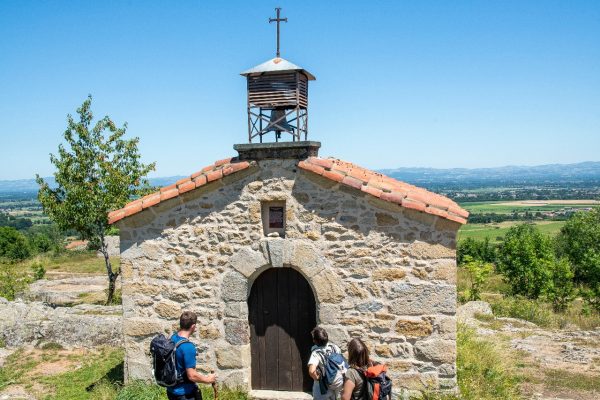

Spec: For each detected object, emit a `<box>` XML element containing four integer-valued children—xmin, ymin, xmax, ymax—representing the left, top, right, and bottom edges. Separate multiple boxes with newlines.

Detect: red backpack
<box><xmin>355</xmin><ymin>363</ymin><xmax>392</xmax><ymax>400</ymax></box>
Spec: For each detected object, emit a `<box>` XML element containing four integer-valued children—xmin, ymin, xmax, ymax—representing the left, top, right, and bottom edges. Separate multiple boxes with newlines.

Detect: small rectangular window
<box><xmin>261</xmin><ymin>201</ymin><xmax>286</xmax><ymax>237</ymax></box>
<box><xmin>269</xmin><ymin>207</ymin><xmax>284</xmax><ymax>228</ymax></box>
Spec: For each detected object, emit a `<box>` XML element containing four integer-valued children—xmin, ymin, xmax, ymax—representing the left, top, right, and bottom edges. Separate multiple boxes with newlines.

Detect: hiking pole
<box><xmin>211</xmin><ymin>369</ymin><xmax>218</xmax><ymax>400</ymax></box>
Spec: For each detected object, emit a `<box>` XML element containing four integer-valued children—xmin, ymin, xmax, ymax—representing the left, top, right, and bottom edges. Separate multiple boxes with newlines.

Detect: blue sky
<box><xmin>1</xmin><ymin>0</ymin><xmax>599</xmax><ymax>180</ymax></box>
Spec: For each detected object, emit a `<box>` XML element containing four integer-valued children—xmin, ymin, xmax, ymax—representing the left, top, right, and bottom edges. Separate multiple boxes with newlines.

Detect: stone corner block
<box><xmin>230</xmin><ymin>247</ymin><xmax>268</xmax><ymax>278</ymax></box>
<box><xmin>123</xmin><ymin>317</ymin><xmax>164</xmax><ymax>338</ymax></box>
<box><xmin>215</xmin><ymin>344</ymin><xmax>250</xmax><ymax>369</ymax></box>
<box><xmin>414</xmin><ymin>339</ymin><xmax>456</xmax><ymax>364</ymax></box>
<box><xmin>224</xmin><ymin>318</ymin><xmax>250</xmax><ymax>345</ymax></box>
<box><xmin>221</xmin><ymin>271</ymin><xmax>248</xmax><ymax>302</ymax></box>
<box><xmin>389</xmin><ymin>283</ymin><xmax>456</xmax><ymax>315</ymax></box>
<box><xmin>312</xmin><ymin>270</ymin><xmax>344</xmax><ymax>304</ymax></box>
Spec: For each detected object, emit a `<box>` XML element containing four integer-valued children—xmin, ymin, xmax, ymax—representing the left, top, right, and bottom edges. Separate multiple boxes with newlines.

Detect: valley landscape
<box><xmin>1</xmin><ymin>161</ymin><xmax>599</xmax><ymax>399</ymax></box>
<box><xmin>1</xmin><ymin>2</ymin><xmax>599</xmax><ymax>399</ymax></box>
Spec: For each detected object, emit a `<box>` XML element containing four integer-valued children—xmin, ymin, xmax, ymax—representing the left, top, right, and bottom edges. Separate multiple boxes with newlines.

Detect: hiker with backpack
<box><xmin>341</xmin><ymin>338</ymin><xmax>392</xmax><ymax>400</ymax></box>
<box><xmin>307</xmin><ymin>326</ymin><xmax>348</xmax><ymax>400</ymax></box>
<box><xmin>150</xmin><ymin>311</ymin><xmax>217</xmax><ymax>400</ymax></box>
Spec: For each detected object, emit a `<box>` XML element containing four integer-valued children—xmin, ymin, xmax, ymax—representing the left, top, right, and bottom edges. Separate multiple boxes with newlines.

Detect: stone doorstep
<box><xmin>249</xmin><ymin>390</ymin><xmax>312</xmax><ymax>400</ymax></box>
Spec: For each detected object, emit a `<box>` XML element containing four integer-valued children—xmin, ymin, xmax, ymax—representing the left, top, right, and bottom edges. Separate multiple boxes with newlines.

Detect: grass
<box><xmin>90</xmin><ymin>382</ymin><xmax>247</xmax><ymax>400</ymax></box>
<box><xmin>458</xmin><ymin>221</ymin><xmax>565</xmax><ymax>243</ymax></box>
<box><xmin>42</xmin><ymin>348</ymin><xmax>124</xmax><ymax>399</ymax></box>
<box><xmin>458</xmin><ymin>269</ymin><xmax>600</xmax><ymax>330</ymax></box>
<box><xmin>455</xmin><ymin>324</ymin><xmax>522</xmax><ymax>400</ymax></box>
<box><xmin>419</xmin><ymin>324</ymin><xmax>524</xmax><ymax>400</ymax></box>
<box><xmin>0</xmin><ymin>346</ymin><xmax>248</xmax><ymax>400</ymax></box>
<box><xmin>487</xmin><ymin>296</ymin><xmax>600</xmax><ymax>330</ymax></box>
<box><xmin>543</xmin><ymin>369</ymin><xmax>600</xmax><ymax>392</ymax></box>
<box><xmin>12</xmin><ymin>250</ymin><xmax>120</xmax><ymax>276</ymax></box>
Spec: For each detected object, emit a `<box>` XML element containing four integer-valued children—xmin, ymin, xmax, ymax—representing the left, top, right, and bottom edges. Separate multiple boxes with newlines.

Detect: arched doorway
<box><xmin>248</xmin><ymin>267</ymin><xmax>316</xmax><ymax>392</ymax></box>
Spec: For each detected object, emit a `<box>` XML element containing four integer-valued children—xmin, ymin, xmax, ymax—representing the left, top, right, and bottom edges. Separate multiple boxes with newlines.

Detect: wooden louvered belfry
<box><xmin>241</xmin><ymin>8</ymin><xmax>316</xmax><ymax>143</ymax></box>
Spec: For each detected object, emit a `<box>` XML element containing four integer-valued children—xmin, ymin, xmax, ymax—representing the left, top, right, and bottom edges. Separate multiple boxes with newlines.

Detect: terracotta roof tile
<box><xmin>342</xmin><ymin>175</ymin><xmax>364</xmax><ymax>190</ymax></box>
<box><xmin>160</xmin><ymin>188</ymin><xmax>179</xmax><ymax>202</ymax></box>
<box><xmin>193</xmin><ymin>175</ymin><xmax>208</xmax><ymax>187</ymax></box>
<box><xmin>178</xmin><ymin>180</ymin><xmax>196</xmax><ymax>194</ymax></box>
<box><xmin>298</xmin><ymin>157</ymin><xmax>468</xmax><ymax>224</ymax></box>
<box><xmin>322</xmin><ymin>169</ymin><xmax>345</xmax><ymax>183</ymax></box>
<box><xmin>108</xmin><ymin>155</ymin><xmax>468</xmax><ymax>226</ymax></box>
<box><xmin>124</xmin><ymin>201</ymin><xmax>143</xmax><ymax>217</ymax></box>
<box><xmin>107</xmin><ymin>158</ymin><xmax>255</xmax><ymax>224</ymax></box>
<box><xmin>142</xmin><ymin>193</ymin><xmax>161</xmax><ymax>209</ymax></box>
<box><xmin>205</xmin><ymin>169</ymin><xmax>223</xmax><ymax>183</ymax></box>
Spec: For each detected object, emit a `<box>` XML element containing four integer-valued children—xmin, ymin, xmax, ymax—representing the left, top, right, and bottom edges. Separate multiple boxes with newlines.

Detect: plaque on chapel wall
<box><xmin>269</xmin><ymin>207</ymin><xmax>284</xmax><ymax>228</ymax></box>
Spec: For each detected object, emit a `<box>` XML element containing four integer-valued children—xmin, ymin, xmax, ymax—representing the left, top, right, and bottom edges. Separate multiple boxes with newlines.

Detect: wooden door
<box><xmin>248</xmin><ymin>268</ymin><xmax>316</xmax><ymax>392</ymax></box>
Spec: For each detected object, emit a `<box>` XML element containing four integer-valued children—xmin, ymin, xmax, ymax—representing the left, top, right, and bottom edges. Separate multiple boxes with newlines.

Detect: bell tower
<box><xmin>241</xmin><ymin>8</ymin><xmax>316</xmax><ymax>143</ymax></box>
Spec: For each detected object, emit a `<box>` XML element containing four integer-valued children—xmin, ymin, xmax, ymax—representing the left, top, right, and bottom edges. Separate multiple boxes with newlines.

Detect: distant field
<box><xmin>460</xmin><ymin>200</ymin><xmax>599</xmax><ymax>214</ymax></box>
<box><xmin>458</xmin><ymin>220</ymin><xmax>566</xmax><ymax>242</ymax></box>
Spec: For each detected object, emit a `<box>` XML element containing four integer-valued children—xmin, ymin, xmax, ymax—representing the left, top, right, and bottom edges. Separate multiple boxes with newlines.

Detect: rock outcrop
<box><xmin>0</xmin><ymin>297</ymin><xmax>122</xmax><ymax>348</ymax></box>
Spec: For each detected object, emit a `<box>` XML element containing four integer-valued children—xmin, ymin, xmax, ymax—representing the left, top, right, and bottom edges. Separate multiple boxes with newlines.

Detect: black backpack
<box><xmin>150</xmin><ymin>334</ymin><xmax>190</xmax><ymax>387</ymax></box>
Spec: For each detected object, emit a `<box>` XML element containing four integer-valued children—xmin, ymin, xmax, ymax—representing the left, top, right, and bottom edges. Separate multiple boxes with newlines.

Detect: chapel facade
<box><xmin>109</xmin><ymin>16</ymin><xmax>468</xmax><ymax>398</ymax></box>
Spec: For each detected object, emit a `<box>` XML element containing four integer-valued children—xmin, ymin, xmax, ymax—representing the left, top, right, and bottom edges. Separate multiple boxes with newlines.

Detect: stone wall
<box><xmin>118</xmin><ymin>159</ymin><xmax>459</xmax><ymax>398</ymax></box>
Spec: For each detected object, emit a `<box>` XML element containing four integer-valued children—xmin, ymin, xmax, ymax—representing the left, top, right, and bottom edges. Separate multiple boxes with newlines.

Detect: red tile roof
<box><xmin>108</xmin><ymin>156</ymin><xmax>468</xmax><ymax>225</ymax></box>
<box><xmin>108</xmin><ymin>158</ymin><xmax>254</xmax><ymax>224</ymax></box>
<box><xmin>298</xmin><ymin>157</ymin><xmax>469</xmax><ymax>224</ymax></box>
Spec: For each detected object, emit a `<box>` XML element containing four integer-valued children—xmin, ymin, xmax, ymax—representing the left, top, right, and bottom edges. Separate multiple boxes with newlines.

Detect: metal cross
<box><xmin>269</xmin><ymin>7</ymin><xmax>287</xmax><ymax>58</ymax></box>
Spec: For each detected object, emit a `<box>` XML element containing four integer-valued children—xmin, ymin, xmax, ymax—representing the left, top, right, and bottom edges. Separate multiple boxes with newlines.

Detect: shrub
<box><xmin>545</xmin><ymin>258</ymin><xmax>575</xmax><ymax>312</ymax></box>
<box><xmin>0</xmin><ymin>263</ymin><xmax>28</xmax><ymax>300</ymax></box>
<box><xmin>0</xmin><ymin>226</ymin><xmax>31</xmax><ymax>261</ymax></box>
<box><xmin>458</xmin><ymin>237</ymin><xmax>496</xmax><ymax>264</ymax></box>
<box><xmin>40</xmin><ymin>342</ymin><xmax>64</xmax><ymax>350</ymax></box>
<box><xmin>461</xmin><ymin>256</ymin><xmax>494</xmax><ymax>301</ymax></box>
<box><xmin>557</xmin><ymin>207</ymin><xmax>600</xmax><ymax>312</ymax></box>
<box><xmin>497</xmin><ymin>224</ymin><xmax>554</xmax><ymax>299</ymax></box>
<box><xmin>490</xmin><ymin>296</ymin><xmax>555</xmax><ymax>327</ymax></box>
<box><xmin>580</xmin><ymin>285</ymin><xmax>600</xmax><ymax>314</ymax></box>
<box><xmin>31</xmin><ymin>261</ymin><xmax>46</xmax><ymax>281</ymax></box>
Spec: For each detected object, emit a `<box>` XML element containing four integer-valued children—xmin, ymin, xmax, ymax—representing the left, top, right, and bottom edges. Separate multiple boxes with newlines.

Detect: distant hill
<box><xmin>2</xmin><ymin>161</ymin><xmax>600</xmax><ymax>195</ymax></box>
<box><xmin>380</xmin><ymin>161</ymin><xmax>600</xmax><ymax>189</ymax></box>
<box><xmin>0</xmin><ymin>176</ymin><xmax>186</xmax><ymax>195</ymax></box>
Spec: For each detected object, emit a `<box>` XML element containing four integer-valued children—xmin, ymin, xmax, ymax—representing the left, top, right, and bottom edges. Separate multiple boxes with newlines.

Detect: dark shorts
<box><xmin>167</xmin><ymin>387</ymin><xmax>202</xmax><ymax>400</ymax></box>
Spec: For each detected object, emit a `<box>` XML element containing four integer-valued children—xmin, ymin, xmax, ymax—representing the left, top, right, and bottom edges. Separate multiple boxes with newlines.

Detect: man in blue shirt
<box><xmin>167</xmin><ymin>311</ymin><xmax>217</xmax><ymax>400</ymax></box>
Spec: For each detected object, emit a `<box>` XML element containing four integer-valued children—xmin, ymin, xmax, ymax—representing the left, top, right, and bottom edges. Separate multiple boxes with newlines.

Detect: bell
<box><xmin>266</xmin><ymin>109</ymin><xmax>294</xmax><ymax>137</ymax></box>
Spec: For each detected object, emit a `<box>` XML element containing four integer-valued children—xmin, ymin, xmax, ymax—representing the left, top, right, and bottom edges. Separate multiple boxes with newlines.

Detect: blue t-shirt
<box><xmin>167</xmin><ymin>333</ymin><xmax>198</xmax><ymax>395</ymax></box>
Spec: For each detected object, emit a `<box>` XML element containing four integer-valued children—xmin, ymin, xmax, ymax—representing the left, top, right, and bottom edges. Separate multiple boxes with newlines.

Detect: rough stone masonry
<box><xmin>111</xmin><ymin>146</ymin><xmax>467</xmax><ymax>398</ymax></box>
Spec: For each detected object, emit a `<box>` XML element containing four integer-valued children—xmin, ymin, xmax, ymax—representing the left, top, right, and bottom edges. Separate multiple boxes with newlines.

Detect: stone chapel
<box><xmin>109</xmin><ymin>13</ymin><xmax>468</xmax><ymax>398</ymax></box>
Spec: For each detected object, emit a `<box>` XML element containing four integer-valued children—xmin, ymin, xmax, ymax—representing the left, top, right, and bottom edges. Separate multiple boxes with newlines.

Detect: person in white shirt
<box><xmin>307</xmin><ymin>326</ymin><xmax>343</xmax><ymax>400</ymax></box>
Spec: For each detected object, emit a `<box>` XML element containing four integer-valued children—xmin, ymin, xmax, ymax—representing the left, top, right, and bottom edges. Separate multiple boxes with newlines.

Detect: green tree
<box><xmin>557</xmin><ymin>207</ymin><xmax>600</xmax><ymax>311</ymax></box>
<box><xmin>36</xmin><ymin>96</ymin><xmax>155</xmax><ymax>304</ymax></box>
<box><xmin>461</xmin><ymin>255</ymin><xmax>494</xmax><ymax>301</ymax></box>
<box><xmin>457</xmin><ymin>237</ymin><xmax>496</xmax><ymax>264</ymax></box>
<box><xmin>497</xmin><ymin>224</ymin><xmax>554</xmax><ymax>299</ymax></box>
<box><xmin>0</xmin><ymin>226</ymin><xmax>31</xmax><ymax>261</ymax></box>
<box><xmin>545</xmin><ymin>258</ymin><xmax>576</xmax><ymax>312</ymax></box>
<box><xmin>27</xmin><ymin>224</ymin><xmax>64</xmax><ymax>254</ymax></box>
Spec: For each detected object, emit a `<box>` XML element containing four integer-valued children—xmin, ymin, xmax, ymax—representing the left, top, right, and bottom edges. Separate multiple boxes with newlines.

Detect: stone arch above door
<box><xmin>225</xmin><ymin>238</ymin><xmax>344</xmax><ymax>305</ymax></box>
